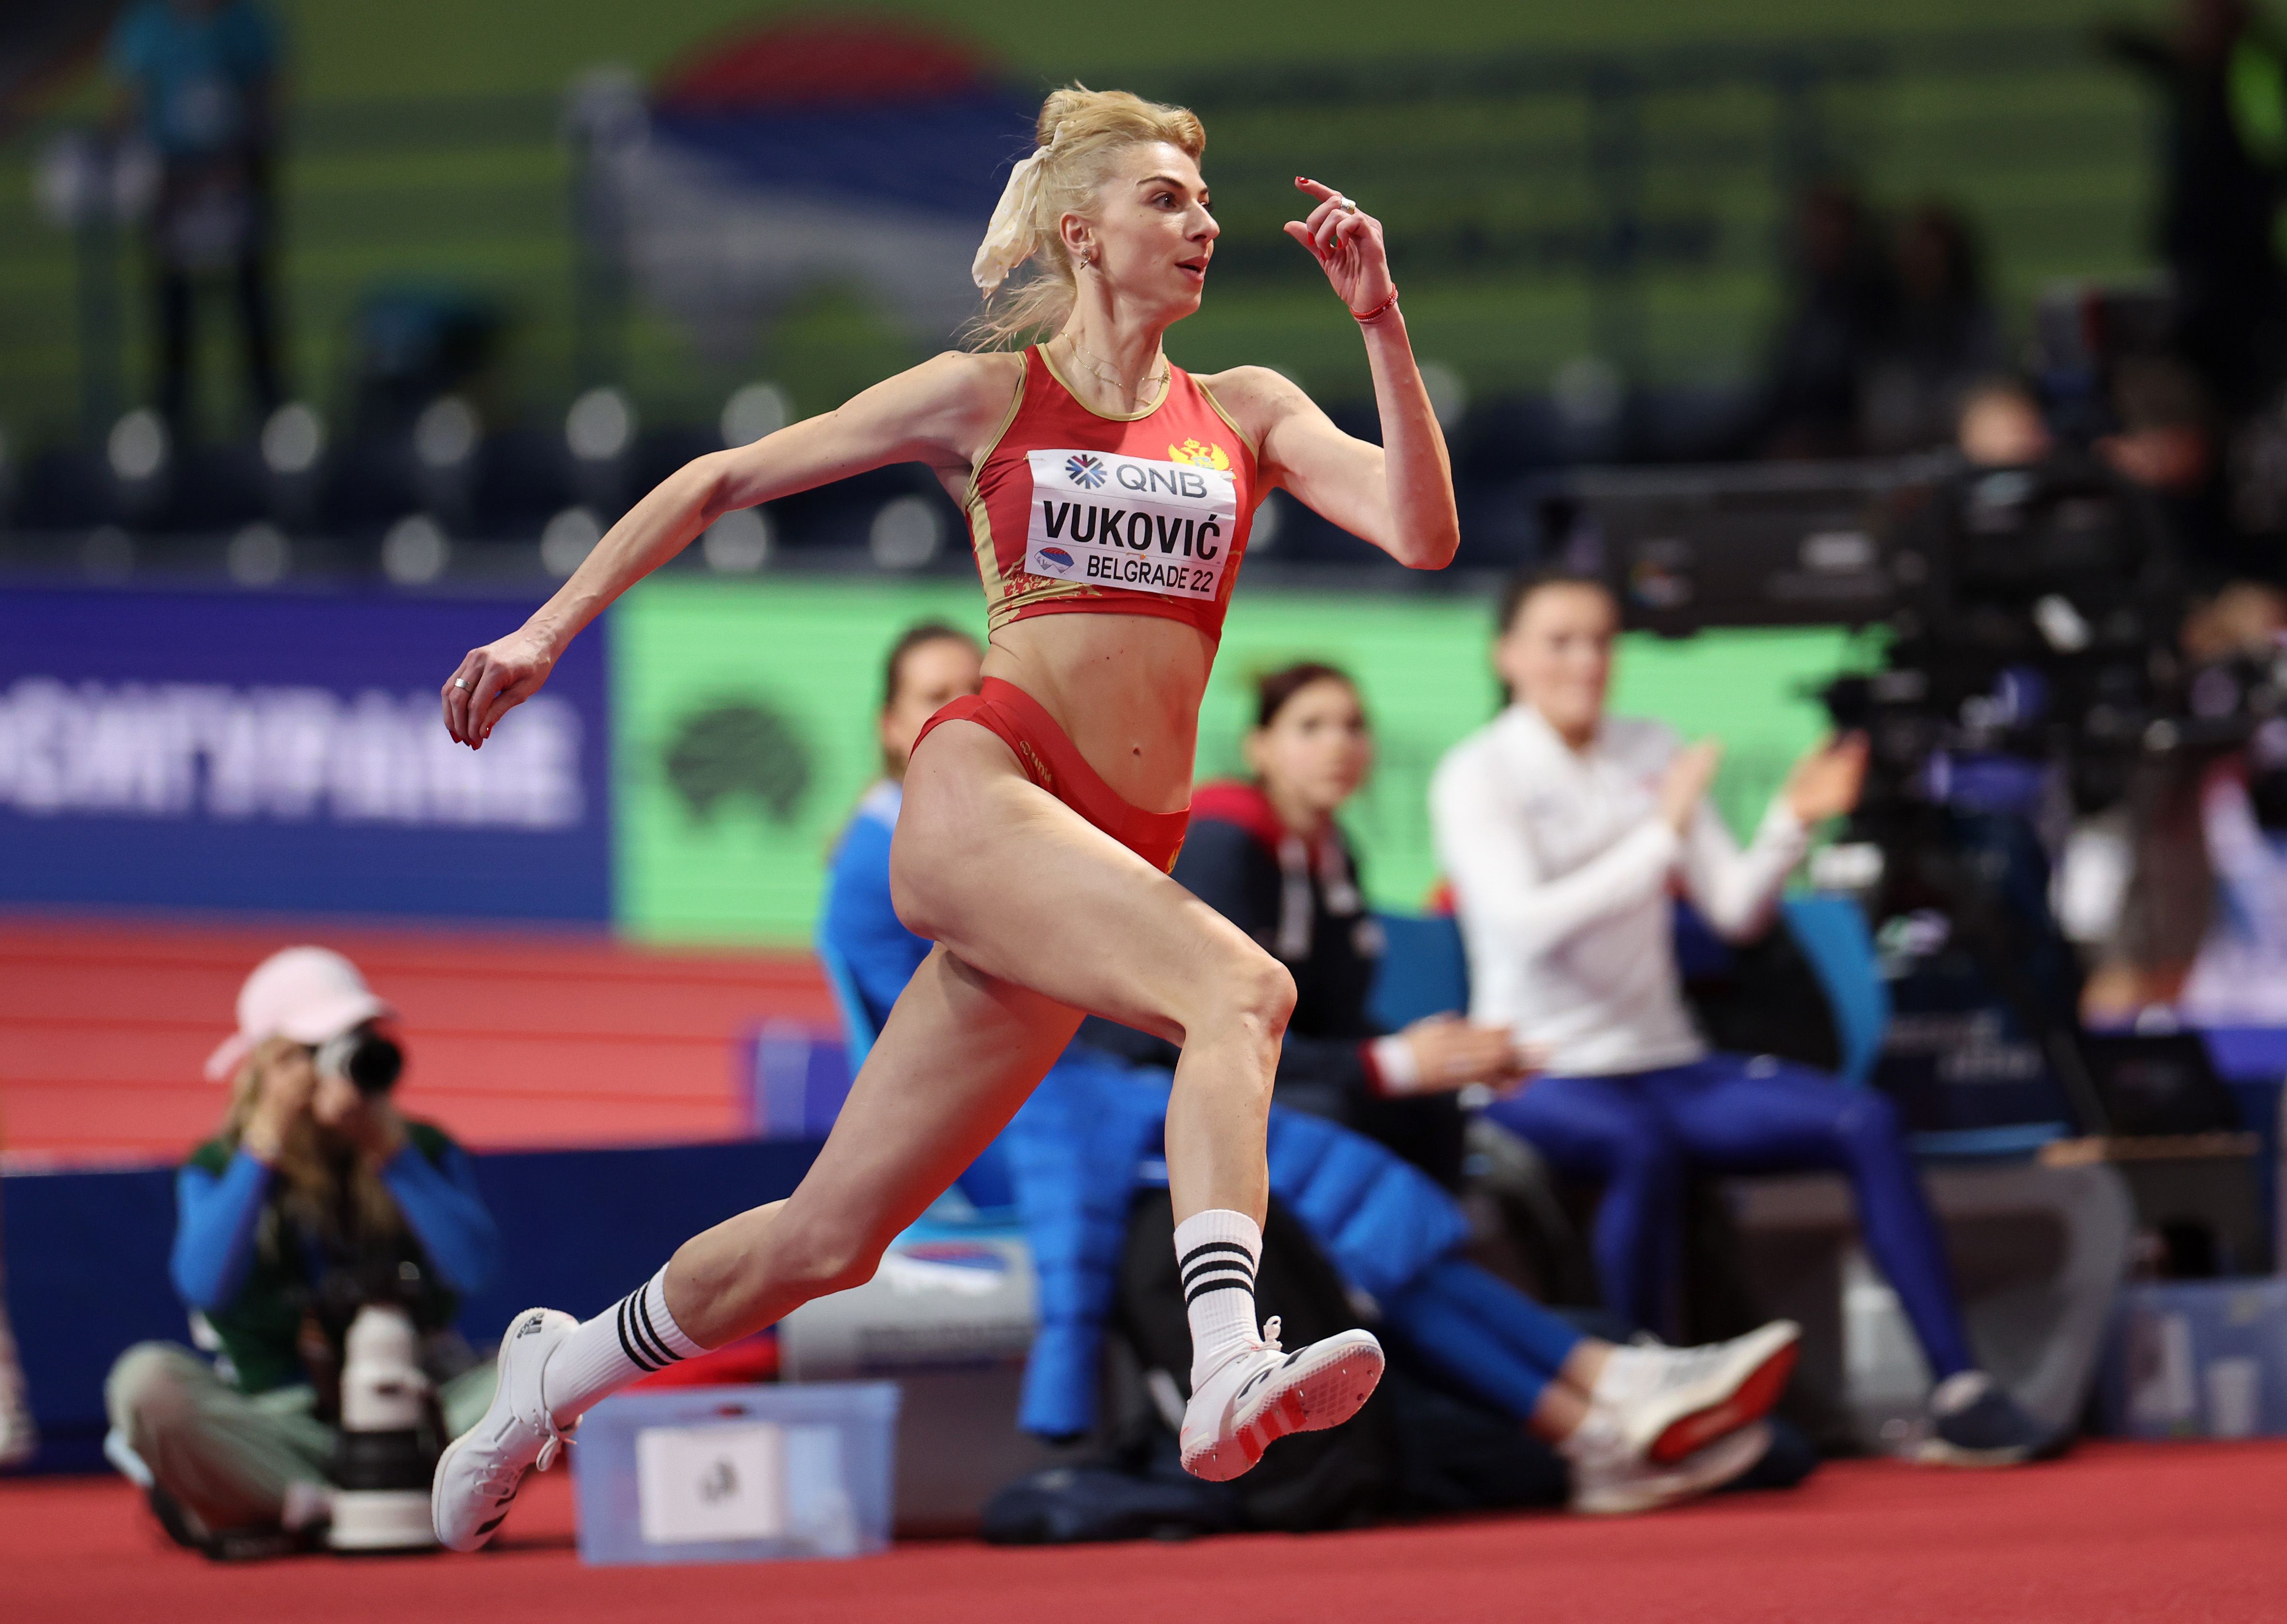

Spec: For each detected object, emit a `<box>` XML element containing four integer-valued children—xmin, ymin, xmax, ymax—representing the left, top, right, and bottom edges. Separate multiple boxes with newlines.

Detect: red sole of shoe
<box><xmin>1189</xmin><ymin>1343</ymin><xmax>1384</xmax><ymax>1482</ymax></box>
<box><xmin>1647</xmin><ymin>1342</ymin><xmax>1799</xmax><ymax>1466</ymax></box>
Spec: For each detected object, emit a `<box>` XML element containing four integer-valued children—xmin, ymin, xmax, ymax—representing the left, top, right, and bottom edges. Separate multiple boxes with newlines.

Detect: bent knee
<box><xmin>771</xmin><ymin>1222</ymin><xmax>890</xmax><ymax>1301</ymax></box>
<box><xmin>1195</xmin><ymin>943</ymin><xmax>1295</xmax><ymax>1043</ymax></box>
<box><xmin>107</xmin><ymin>1342</ymin><xmax>198</xmax><ymax>1432</ymax></box>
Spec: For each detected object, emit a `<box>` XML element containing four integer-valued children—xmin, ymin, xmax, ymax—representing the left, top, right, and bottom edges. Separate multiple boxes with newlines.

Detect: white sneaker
<box><xmin>431</xmin><ymin>1308</ymin><xmax>576</xmax><ymax>1551</ymax></box>
<box><xmin>1569</xmin><ymin>1417</ymin><xmax>1773</xmax><ymax>1516</ymax></box>
<box><xmin>1178</xmin><ymin>1316</ymin><xmax>1384</xmax><ymax>1483</ymax></box>
<box><xmin>1599</xmin><ymin>1320</ymin><xmax>1799</xmax><ymax>1465</ymax></box>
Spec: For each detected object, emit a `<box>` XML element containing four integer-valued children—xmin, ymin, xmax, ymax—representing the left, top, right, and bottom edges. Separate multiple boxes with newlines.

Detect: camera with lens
<box><xmin>313</xmin><ymin>1028</ymin><xmax>404</xmax><ymax>1094</ymax></box>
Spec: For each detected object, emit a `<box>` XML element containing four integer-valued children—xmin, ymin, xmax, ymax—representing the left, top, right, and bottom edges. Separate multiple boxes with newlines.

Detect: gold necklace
<box><xmin>1055</xmin><ymin>337</ymin><xmax>1169</xmax><ymax>411</ymax></box>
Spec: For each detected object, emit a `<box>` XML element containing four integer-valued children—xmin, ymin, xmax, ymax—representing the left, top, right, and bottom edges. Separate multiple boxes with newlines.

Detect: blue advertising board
<box><xmin>0</xmin><ymin>588</ymin><xmax>612</xmax><ymax>919</ymax></box>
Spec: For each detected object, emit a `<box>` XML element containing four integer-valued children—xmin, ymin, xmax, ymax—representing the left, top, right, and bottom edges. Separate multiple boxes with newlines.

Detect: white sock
<box><xmin>540</xmin><ymin>1267</ymin><xmax>710</xmax><ymax>1425</ymax></box>
<box><xmin>1174</xmin><ymin>1209</ymin><xmax>1263</xmax><ymax>1387</ymax></box>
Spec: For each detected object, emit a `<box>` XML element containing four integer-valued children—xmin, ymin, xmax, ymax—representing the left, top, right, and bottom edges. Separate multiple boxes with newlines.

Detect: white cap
<box><xmin>204</xmin><ymin>946</ymin><xmax>395</xmax><ymax>1082</ymax></box>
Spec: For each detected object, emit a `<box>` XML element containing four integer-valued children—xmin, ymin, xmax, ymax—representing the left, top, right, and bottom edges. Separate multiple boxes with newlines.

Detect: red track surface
<box><xmin>7</xmin><ymin>1442</ymin><xmax>2287</xmax><ymax>1623</ymax></box>
<box><xmin>0</xmin><ymin>915</ymin><xmax>835</xmax><ymax>1166</ymax></box>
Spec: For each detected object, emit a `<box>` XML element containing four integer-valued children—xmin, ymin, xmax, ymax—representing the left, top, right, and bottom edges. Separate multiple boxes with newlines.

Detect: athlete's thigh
<box><xmin>1652</xmin><ymin>1055</ymin><xmax>1859</xmax><ymax>1171</ymax></box>
<box><xmin>891</xmin><ymin>721</ymin><xmax>1267</xmax><ymax>1044</ymax></box>
<box><xmin>776</xmin><ymin>943</ymin><xmax>1083</xmax><ymax>1246</ymax></box>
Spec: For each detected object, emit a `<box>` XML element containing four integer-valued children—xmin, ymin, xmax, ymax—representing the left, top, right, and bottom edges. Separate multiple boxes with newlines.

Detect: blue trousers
<box><xmin>1486</xmin><ymin>1053</ymin><xmax>1975</xmax><ymax>1379</ymax></box>
<box><xmin>1382</xmin><ymin>1256</ymin><xmax>1586</xmax><ymax>1421</ymax></box>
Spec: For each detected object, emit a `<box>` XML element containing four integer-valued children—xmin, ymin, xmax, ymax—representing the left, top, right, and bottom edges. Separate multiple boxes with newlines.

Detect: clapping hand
<box><xmin>1783</xmin><ymin>732</ymin><xmax>1870</xmax><ymax>824</ymax></box>
<box><xmin>1658</xmin><ymin>739</ymin><xmax>1724</xmax><ymax>834</ymax></box>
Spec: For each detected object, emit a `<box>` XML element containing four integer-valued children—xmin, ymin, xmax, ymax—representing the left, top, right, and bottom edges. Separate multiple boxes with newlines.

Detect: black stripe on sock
<box><xmin>1181</xmin><ymin>1258</ymin><xmax>1255</xmax><ymax>1294</ymax></box>
<box><xmin>625</xmin><ymin>1288</ymin><xmax>675</xmax><ymax>1370</ymax></box>
<box><xmin>1177</xmin><ymin>1240</ymin><xmax>1256</xmax><ymax>1275</ymax></box>
<box><xmin>633</xmin><ymin>1283</ymin><xmax>684</xmax><ymax>1366</ymax></box>
<box><xmin>615</xmin><ymin>1294</ymin><xmax>662</xmax><ymax>1372</ymax></box>
<box><xmin>1184</xmin><ymin>1278</ymin><xmax>1256</xmax><ymax>1309</ymax></box>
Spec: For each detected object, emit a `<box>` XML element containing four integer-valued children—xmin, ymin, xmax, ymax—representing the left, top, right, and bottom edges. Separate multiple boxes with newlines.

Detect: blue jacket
<box><xmin>820</xmin><ymin>784</ymin><xmax>1469</xmax><ymax>1438</ymax></box>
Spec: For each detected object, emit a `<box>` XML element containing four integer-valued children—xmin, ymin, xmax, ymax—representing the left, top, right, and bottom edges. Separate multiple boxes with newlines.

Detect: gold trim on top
<box><xmin>1036</xmin><ymin>344</ymin><xmax>1172</xmax><ymax>423</ymax></box>
<box><xmin>967</xmin><ymin>489</ymin><xmax>1005</xmax><ymax>606</ymax></box>
<box><xmin>1193</xmin><ymin>377</ymin><xmax>1262</xmax><ymax>461</ymax></box>
<box><xmin>964</xmin><ymin>353</ymin><xmax>1031</xmax><ymax>513</ymax></box>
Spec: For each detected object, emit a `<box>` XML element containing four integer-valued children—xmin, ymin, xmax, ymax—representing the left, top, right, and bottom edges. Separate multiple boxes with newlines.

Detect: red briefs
<box><xmin>913</xmin><ymin>677</ymin><xmax>1190</xmax><ymax>872</ymax></box>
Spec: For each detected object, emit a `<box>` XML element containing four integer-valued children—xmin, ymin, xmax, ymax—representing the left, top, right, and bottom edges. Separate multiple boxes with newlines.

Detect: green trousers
<box><xmin>105</xmin><ymin>1341</ymin><xmax>495</xmax><ymax>1534</ymax></box>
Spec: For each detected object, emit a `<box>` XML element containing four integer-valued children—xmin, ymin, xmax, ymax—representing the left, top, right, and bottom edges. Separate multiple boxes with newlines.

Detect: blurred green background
<box><xmin>1</xmin><ymin>0</ymin><xmax>2172</xmax><ymax>449</ymax></box>
<box><xmin>613</xmin><ymin>578</ymin><xmax>1849</xmax><ymax>944</ymax></box>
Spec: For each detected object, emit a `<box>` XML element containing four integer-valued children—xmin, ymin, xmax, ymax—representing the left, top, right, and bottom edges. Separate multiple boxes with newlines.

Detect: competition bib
<box><xmin>1023</xmin><ymin>448</ymin><xmax>1238</xmax><ymax>602</ymax></box>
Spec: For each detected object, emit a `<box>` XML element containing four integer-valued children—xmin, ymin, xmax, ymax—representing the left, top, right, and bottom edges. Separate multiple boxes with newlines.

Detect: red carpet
<box><xmin>0</xmin><ymin>915</ymin><xmax>835</xmax><ymax>1166</ymax></box>
<box><xmin>8</xmin><ymin>1442</ymin><xmax>2287</xmax><ymax>1623</ymax></box>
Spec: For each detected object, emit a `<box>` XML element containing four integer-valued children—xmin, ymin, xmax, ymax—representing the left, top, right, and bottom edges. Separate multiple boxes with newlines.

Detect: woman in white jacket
<box><xmin>1431</xmin><ymin>568</ymin><xmax>2059</xmax><ymax>1467</ymax></box>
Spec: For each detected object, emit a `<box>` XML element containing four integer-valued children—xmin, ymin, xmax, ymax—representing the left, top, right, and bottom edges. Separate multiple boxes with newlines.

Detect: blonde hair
<box><xmin>223</xmin><ymin>1037</ymin><xmax>406</xmax><ymax>1248</ymax></box>
<box><xmin>967</xmin><ymin>85</ymin><xmax>1206</xmax><ymax>350</ymax></box>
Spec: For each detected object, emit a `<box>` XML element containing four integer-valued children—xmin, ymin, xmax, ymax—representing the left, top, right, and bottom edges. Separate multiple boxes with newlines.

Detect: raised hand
<box><xmin>241</xmin><ymin>1038</ymin><xmax>316</xmax><ymax>1164</ymax></box>
<box><xmin>1783</xmin><ymin>731</ymin><xmax>1870</xmax><ymax>824</ymax></box>
<box><xmin>1283</xmin><ymin>177</ymin><xmax>1395</xmax><ymax>316</ymax></box>
<box><xmin>441</xmin><ymin>625</ymin><xmax>557</xmax><ymax>750</ymax></box>
<box><xmin>1658</xmin><ymin>739</ymin><xmax>1723</xmax><ymax>834</ymax></box>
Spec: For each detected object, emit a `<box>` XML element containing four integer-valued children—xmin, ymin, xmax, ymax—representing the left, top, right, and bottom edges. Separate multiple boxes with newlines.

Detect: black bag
<box><xmin>1112</xmin><ymin>1189</ymin><xmax>1405</xmax><ymax>1533</ymax></box>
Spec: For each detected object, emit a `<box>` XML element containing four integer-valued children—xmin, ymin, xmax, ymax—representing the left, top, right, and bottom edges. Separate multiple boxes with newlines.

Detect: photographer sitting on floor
<box><xmin>105</xmin><ymin>947</ymin><xmax>499</xmax><ymax>1556</ymax></box>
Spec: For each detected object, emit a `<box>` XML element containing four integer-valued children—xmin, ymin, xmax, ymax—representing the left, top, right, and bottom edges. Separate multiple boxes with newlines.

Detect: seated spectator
<box><xmin>105</xmin><ymin>947</ymin><xmax>499</xmax><ymax>1555</ymax></box>
<box><xmin>1085</xmin><ymin>662</ymin><xmax>1531</xmax><ymax>1186</ymax></box>
<box><xmin>820</xmin><ymin>622</ymin><xmax>1806</xmax><ymax>1517</ymax></box>
<box><xmin>1431</xmin><ymin>569</ymin><xmax>2064</xmax><ymax>1465</ymax></box>
<box><xmin>819</xmin><ymin>620</ymin><xmax>989</xmax><ymax>1033</ymax></box>
<box><xmin>1862</xmin><ymin>202</ymin><xmax>2002</xmax><ymax>454</ymax></box>
<box><xmin>1758</xmin><ymin>182</ymin><xmax>1895</xmax><ymax>459</ymax></box>
<box><xmin>2100</xmin><ymin>355</ymin><xmax>2245</xmax><ymax>586</ymax></box>
<box><xmin>1956</xmin><ymin>375</ymin><xmax>2056</xmax><ymax>468</ymax></box>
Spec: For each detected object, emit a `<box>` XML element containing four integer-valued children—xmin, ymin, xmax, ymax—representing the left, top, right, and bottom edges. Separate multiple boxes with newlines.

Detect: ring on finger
<box><xmin>1337</xmin><ymin>195</ymin><xmax>1358</xmax><ymax>214</ymax></box>
<box><xmin>453</xmin><ymin>679</ymin><xmax>471</xmax><ymax>690</ymax></box>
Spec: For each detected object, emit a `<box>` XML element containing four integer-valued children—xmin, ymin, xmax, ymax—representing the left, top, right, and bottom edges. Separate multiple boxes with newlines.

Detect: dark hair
<box><xmin>1253</xmin><ymin>661</ymin><xmax>1357</xmax><ymax>729</ymax></box>
<box><xmin>1496</xmin><ymin>565</ymin><xmax>1613</xmax><ymax>636</ymax></box>
<box><xmin>880</xmin><ymin>620</ymin><xmax>981</xmax><ymax>713</ymax></box>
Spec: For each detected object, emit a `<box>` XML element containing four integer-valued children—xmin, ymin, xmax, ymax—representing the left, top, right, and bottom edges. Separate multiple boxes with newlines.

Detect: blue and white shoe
<box><xmin>1915</xmin><ymin>1371</ymin><xmax>2066</xmax><ymax>1467</ymax></box>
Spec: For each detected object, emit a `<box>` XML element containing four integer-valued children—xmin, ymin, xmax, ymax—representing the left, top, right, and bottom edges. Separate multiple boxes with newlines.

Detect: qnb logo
<box><xmin>1064</xmin><ymin>453</ymin><xmax>1107</xmax><ymax>490</ymax></box>
<box><xmin>0</xmin><ymin>677</ymin><xmax>584</xmax><ymax>829</ymax></box>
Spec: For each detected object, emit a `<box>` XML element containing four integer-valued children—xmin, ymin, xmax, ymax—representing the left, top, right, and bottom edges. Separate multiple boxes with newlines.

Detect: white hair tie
<box><xmin>972</xmin><ymin>136</ymin><xmax>1061</xmax><ymax>295</ymax></box>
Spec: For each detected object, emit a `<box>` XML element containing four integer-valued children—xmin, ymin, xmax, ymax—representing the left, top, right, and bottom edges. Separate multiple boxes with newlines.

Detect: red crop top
<box><xmin>963</xmin><ymin>345</ymin><xmax>1260</xmax><ymax>639</ymax></box>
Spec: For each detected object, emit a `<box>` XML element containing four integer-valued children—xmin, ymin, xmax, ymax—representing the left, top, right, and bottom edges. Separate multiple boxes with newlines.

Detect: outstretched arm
<box><xmin>441</xmin><ymin>351</ymin><xmax>1015</xmax><ymax>747</ymax></box>
<box><xmin>1207</xmin><ymin>179</ymin><xmax>1458</xmax><ymax>570</ymax></box>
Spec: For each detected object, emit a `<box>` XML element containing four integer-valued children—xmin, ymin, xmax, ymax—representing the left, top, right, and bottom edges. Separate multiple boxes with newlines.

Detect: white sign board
<box><xmin>635</xmin><ymin>1421</ymin><xmax>787</xmax><ymax>1546</ymax></box>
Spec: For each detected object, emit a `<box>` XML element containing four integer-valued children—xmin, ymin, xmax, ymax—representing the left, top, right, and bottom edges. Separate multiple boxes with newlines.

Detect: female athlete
<box><xmin>432</xmin><ymin>87</ymin><xmax>1467</xmax><ymax>1548</ymax></box>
